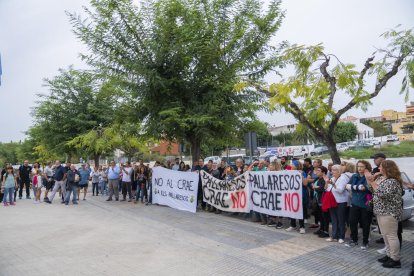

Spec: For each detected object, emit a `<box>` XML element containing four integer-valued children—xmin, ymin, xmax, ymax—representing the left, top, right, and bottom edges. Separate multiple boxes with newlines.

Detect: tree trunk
<box><xmin>66</xmin><ymin>153</ymin><xmax>72</xmax><ymax>163</ymax></box>
<box><xmin>94</xmin><ymin>154</ymin><xmax>100</xmax><ymax>167</ymax></box>
<box><xmin>325</xmin><ymin>137</ymin><xmax>341</xmax><ymax>164</ymax></box>
<box><xmin>190</xmin><ymin>138</ymin><xmax>201</xmax><ymax>166</ymax></box>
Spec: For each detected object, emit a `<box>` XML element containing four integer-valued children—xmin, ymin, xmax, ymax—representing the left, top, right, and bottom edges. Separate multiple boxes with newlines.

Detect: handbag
<box><xmin>321</xmin><ymin>188</ymin><xmax>338</xmax><ymax>212</ymax></box>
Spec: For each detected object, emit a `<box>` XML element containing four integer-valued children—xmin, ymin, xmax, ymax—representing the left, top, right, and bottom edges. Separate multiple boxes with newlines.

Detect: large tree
<box><xmin>68</xmin><ymin>0</ymin><xmax>284</xmax><ymax>163</ymax></box>
<box><xmin>31</xmin><ymin>67</ymin><xmax>121</xmax><ymax>162</ymax></box>
<box><xmin>245</xmin><ymin>28</ymin><xmax>414</xmax><ymax>164</ymax></box>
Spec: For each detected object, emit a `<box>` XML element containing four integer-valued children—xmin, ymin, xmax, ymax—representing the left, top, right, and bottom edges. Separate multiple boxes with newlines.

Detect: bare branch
<box><xmin>319</xmin><ymin>56</ymin><xmax>337</xmax><ymax>108</ymax></box>
<box><xmin>331</xmin><ymin>53</ymin><xmax>407</xmax><ymax>130</ymax></box>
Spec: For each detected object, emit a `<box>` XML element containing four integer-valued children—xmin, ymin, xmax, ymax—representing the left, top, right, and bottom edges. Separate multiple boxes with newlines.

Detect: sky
<box><xmin>0</xmin><ymin>0</ymin><xmax>413</xmax><ymax>142</ymax></box>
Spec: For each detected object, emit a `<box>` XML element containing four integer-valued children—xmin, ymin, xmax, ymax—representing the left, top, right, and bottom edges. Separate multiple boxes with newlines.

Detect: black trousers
<box><xmin>349</xmin><ymin>205</ymin><xmax>372</xmax><ymax>244</ymax></box>
<box><xmin>121</xmin><ymin>181</ymin><xmax>132</xmax><ymax>199</ymax></box>
<box><xmin>19</xmin><ymin>179</ymin><xmax>30</xmax><ymax>197</ymax></box>
<box><xmin>92</xmin><ymin>182</ymin><xmax>99</xmax><ymax>195</ymax></box>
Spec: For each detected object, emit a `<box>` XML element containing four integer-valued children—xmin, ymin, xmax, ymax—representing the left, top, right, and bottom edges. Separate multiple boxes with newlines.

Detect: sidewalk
<box><xmin>0</xmin><ymin>192</ymin><xmax>413</xmax><ymax>275</ymax></box>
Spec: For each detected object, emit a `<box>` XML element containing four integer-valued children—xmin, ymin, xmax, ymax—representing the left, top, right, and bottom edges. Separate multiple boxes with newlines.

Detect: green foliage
<box><xmin>31</xmin><ymin>68</ymin><xmax>122</xmax><ymax>161</ymax></box>
<box><xmin>363</xmin><ymin>120</ymin><xmax>391</xmax><ymax>137</ymax></box>
<box><xmin>334</xmin><ymin>122</ymin><xmax>358</xmax><ymax>143</ymax></box>
<box><xmin>253</xmin><ymin>27</ymin><xmax>414</xmax><ymax>163</ymax></box>
<box><xmin>68</xmin><ymin>0</ymin><xmax>284</xmax><ymax>162</ymax></box>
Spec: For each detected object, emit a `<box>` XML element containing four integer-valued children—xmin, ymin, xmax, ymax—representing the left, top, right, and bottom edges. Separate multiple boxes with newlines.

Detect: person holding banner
<box><xmin>192</xmin><ymin>159</ymin><xmax>208</xmax><ymax>210</ymax></box>
<box><xmin>249</xmin><ymin>160</ymin><xmax>268</xmax><ymax>225</ymax></box>
<box><xmin>286</xmin><ymin>160</ymin><xmax>308</xmax><ymax>234</ymax></box>
<box><xmin>312</xmin><ymin>166</ymin><xmax>330</xmax><ymax>238</ymax></box>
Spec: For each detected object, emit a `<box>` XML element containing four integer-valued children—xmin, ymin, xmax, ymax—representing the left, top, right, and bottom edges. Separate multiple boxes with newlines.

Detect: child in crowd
<box><xmin>2</xmin><ymin>166</ymin><xmax>18</xmax><ymax>206</ymax></box>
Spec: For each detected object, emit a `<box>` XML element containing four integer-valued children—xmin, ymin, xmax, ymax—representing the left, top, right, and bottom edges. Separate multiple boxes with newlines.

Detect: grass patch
<box><xmin>340</xmin><ymin>141</ymin><xmax>414</xmax><ymax>159</ymax></box>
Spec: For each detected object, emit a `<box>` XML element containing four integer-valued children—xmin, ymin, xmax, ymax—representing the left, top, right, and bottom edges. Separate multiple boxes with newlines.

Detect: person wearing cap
<box><xmin>372</xmin><ymin>153</ymin><xmax>386</xmax><ymax>175</ymax></box>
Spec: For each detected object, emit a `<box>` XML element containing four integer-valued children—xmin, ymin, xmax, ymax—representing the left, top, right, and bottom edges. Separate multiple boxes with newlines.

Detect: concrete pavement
<box><xmin>1</xmin><ymin>192</ymin><xmax>414</xmax><ymax>276</ymax></box>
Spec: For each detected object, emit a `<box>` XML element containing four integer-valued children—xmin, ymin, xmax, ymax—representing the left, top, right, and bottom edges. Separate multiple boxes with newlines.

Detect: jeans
<box><xmin>136</xmin><ymin>184</ymin><xmax>144</xmax><ymax>202</ymax></box>
<box><xmin>147</xmin><ymin>180</ymin><xmax>152</xmax><ymax>203</ymax></box>
<box><xmin>108</xmin><ymin>179</ymin><xmax>119</xmax><ymax>200</ymax></box>
<box><xmin>349</xmin><ymin>205</ymin><xmax>372</xmax><ymax>244</ymax></box>
<box><xmin>19</xmin><ymin>178</ymin><xmax>30</xmax><ymax>198</ymax></box>
<box><xmin>291</xmin><ymin>200</ymin><xmax>308</xmax><ymax>228</ymax></box>
<box><xmin>3</xmin><ymin>187</ymin><xmax>14</xmax><ymax>203</ymax></box>
<box><xmin>99</xmin><ymin>181</ymin><xmax>107</xmax><ymax>195</ymax></box>
<box><xmin>33</xmin><ymin>187</ymin><xmax>38</xmax><ymax>199</ymax></box>
<box><xmin>92</xmin><ymin>182</ymin><xmax>99</xmax><ymax>195</ymax></box>
<box><xmin>329</xmin><ymin>202</ymin><xmax>347</xmax><ymax>240</ymax></box>
<box><xmin>121</xmin><ymin>181</ymin><xmax>132</xmax><ymax>199</ymax></box>
<box><xmin>65</xmin><ymin>185</ymin><xmax>78</xmax><ymax>204</ymax></box>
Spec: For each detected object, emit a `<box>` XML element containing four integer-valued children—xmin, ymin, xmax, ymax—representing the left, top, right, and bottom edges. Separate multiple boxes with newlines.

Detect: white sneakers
<box><xmin>377</xmin><ymin>247</ymin><xmax>387</xmax><ymax>254</ymax></box>
<box><xmin>338</xmin><ymin>239</ymin><xmax>345</xmax><ymax>244</ymax></box>
<box><xmin>299</xmin><ymin>228</ymin><xmax>306</xmax><ymax>234</ymax></box>
<box><xmin>285</xmin><ymin>227</ymin><xmax>306</xmax><ymax>234</ymax></box>
<box><xmin>285</xmin><ymin>227</ymin><xmax>294</xmax><ymax>232</ymax></box>
<box><xmin>326</xmin><ymin>238</ymin><xmax>338</xmax><ymax>242</ymax></box>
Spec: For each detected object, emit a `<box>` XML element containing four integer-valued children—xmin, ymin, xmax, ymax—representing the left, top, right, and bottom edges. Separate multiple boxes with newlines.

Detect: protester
<box><xmin>327</xmin><ymin>164</ymin><xmax>352</xmax><ymax>243</ymax></box>
<box><xmin>99</xmin><ymin>166</ymin><xmax>108</xmax><ymax>196</ymax></box>
<box><xmin>178</xmin><ymin>161</ymin><xmax>186</xmax><ymax>171</ymax></box>
<box><xmin>78</xmin><ymin>164</ymin><xmax>90</xmax><ymax>201</ymax></box>
<box><xmin>134</xmin><ymin>166</ymin><xmax>146</xmax><ymax>204</ymax></box>
<box><xmin>106</xmin><ymin>161</ymin><xmax>121</xmax><ymax>201</ymax></box>
<box><xmin>2</xmin><ymin>165</ymin><xmax>18</xmax><ymax>206</ymax></box>
<box><xmin>366</xmin><ymin>160</ymin><xmax>403</xmax><ymax>269</ymax></box>
<box><xmin>308</xmin><ymin>159</ymin><xmax>322</xmax><ymax>229</ymax></box>
<box><xmin>91</xmin><ymin>166</ymin><xmax>100</xmax><ymax>196</ymax></box>
<box><xmin>280</xmin><ymin>156</ymin><xmax>292</xmax><ymax>170</ymax></box>
<box><xmin>346</xmin><ymin>160</ymin><xmax>372</xmax><ymax>249</ymax></box>
<box><xmin>45</xmin><ymin>161</ymin><xmax>66</xmax><ymax>204</ymax></box>
<box><xmin>43</xmin><ymin>161</ymin><xmax>55</xmax><ymax>202</ymax></box>
<box><xmin>312</xmin><ymin>166</ymin><xmax>330</xmax><ymax>238</ymax></box>
<box><xmin>17</xmin><ymin>160</ymin><xmax>32</xmax><ymax>199</ymax></box>
<box><xmin>172</xmin><ymin>158</ymin><xmax>180</xmax><ymax>171</ymax></box>
<box><xmin>120</xmin><ymin>162</ymin><xmax>133</xmax><ymax>202</ymax></box>
<box><xmin>192</xmin><ymin>158</ymin><xmax>208</xmax><ymax>210</ymax></box>
<box><xmin>286</xmin><ymin>160</ymin><xmax>308</xmax><ymax>234</ymax></box>
<box><xmin>32</xmin><ymin>169</ymin><xmax>43</xmax><ymax>204</ymax></box>
<box><xmin>65</xmin><ymin>164</ymin><xmax>80</xmax><ymax>205</ymax></box>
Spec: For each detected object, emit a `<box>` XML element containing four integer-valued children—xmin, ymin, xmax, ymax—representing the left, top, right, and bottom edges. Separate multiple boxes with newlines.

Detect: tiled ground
<box><xmin>1</xmin><ymin>193</ymin><xmax>413</xmax><ymax>275</ymax></box>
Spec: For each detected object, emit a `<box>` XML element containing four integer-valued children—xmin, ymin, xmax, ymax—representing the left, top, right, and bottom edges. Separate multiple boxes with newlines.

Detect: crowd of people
<box><xmin>0</xmin><ymin>153</ymin><xmax>411</xmax><ymax>271</ymax></box>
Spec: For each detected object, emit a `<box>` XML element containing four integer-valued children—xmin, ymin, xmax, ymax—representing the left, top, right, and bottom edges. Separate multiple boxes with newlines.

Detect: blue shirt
<box><xmin>107</xmin><ymin>166</ymin><xmax>120</xmax><ymax>180</ymax></box>
<box><xmin>78</xmin><ymin>168</ymin><xmax>90</xmax><ymax>185</ymax></box>
<box><xmin>54</xmin><ymin>165</ymin><xmax>66</xmax><ymax>181</ymax></box>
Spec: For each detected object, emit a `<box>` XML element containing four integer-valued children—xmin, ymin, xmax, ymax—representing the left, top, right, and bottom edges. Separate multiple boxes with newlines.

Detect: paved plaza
<box><xmin>1</xmin><ymin>193</ymin><xmax>414</xmax><ymax>276</ymax></box>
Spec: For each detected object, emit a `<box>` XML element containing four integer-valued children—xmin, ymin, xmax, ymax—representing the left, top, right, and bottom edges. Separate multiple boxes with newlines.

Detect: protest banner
<box><xmin>152</xmin><ymin>167</ymin><xmax>199</xmax><ymax>213</ymax></box>
<box><xmin>200</xmin><ymin>171</ymin><xmax>249</xmax><ymax>213</ymax></box>
<box><xmin>247</xmin><ymin>170</ymin><xmax>303</xmax><ymax>219</ymax></box>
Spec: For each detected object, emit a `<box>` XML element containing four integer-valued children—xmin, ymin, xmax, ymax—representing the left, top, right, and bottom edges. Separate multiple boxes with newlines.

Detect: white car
<box><xmin>204</xmin><ymin>156</ymin><xmax>221</xmax><ymax>164</ymax></box>
<box><xmin>386</xmin><ymin>135</ymin><xmax>399</xmax><ymax>142</ymax></box>
<box><xmin>402</xmin><ymin>172</ymin><xmax>414</xmax><ymax>221</ymax></box>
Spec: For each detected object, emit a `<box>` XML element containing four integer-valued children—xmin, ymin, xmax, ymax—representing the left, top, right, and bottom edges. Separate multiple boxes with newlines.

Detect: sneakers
<box><xmin>3</xmin><ymin>202</ymin><xmax>9</xmax><ymax>206</ymax></box>
<box><xmin>44</xmin><ymin>197</ymin><xmax>49</xmax><ymax>202</ymax></box>
<box><xmin>26</xmin><ymin>196</ymin><xmax>31</xmax><ymax>199</ymax></box>
<box><xmin>378</xmin><ymin>255</ymin><xmax>390</xmax><ymax>263</ymax></box>
<box><xmin>382</xmin><ymin>259</ymin><xmax>401</xmax><ymax>268</ymax></box>
<box><xmin>106</xmin><ymin>198</ymin><xmax>112</xmax><ymax>201</ymax></box>
<box><xmin>338</xmin><ymin>239</ymin><xmax>345</xmax><ymax>244</ymax></box>
<box><xmin>120</xmin><ymin>199</ymin><xmax>126</xmax><ymax>202</ymax></box>
<box><xmin>33</xmin><ymin>200</ymin><xmax>40</xmax><ymax>204</ymax></box>
<box><xmin>326</xmin><ymin>238</ymin><xmax>337</xmax><ymax>242</ymax></box>
<box><xmin>275</xmin><ymin>222</ymin><xmax>283</xmax><ymax>229</ymax></box>
<box><xmin>361</xmin><ymin>243</ymin><xmax>369</xmax><ymax>250</ymax></box>
<box><xmin>73</xmin><ymin>202</ymin><xmax>78</xmax><ymax>205</ymax></box>
<box><xmin>19</xmin><ymin>196</ymin><xmax>22</xmax><ymax>200</ymax></box>
<box><xmin>299</xmin><ymin>228</ymin><xmax>306</xmax><ymax>234</ymax></box>
<box><xmin>10</xmin><ymin>202</ymin><xmax>15</xmax><ymax>206</ymax></box>
<box><xmin>285</xmin><ymin>227</ymin><xmax>295</xmax><ymax>232</ymax></box>
<box><xmin>377</xmin><ymin>247</ymin><xmax>387</xmax><ymax>254</ymax></box>
<box><xmin>313</xmin><ymin>229</ymin><xmax>323</xmax><ymax>235</ymax></box>
<box><xmin>345</xmin><ymin>241</ymin><xmax>358</xmax><ymax>247</ymax></box>
<box><xmin>318</xmin><ymin>232</ymin><xmax>330</xmax><ymax>238</ymax></box>
<box><xmin>267</xmin><ymin>220</ymin><xmax>276</xmax><ymax>227</ymax></box>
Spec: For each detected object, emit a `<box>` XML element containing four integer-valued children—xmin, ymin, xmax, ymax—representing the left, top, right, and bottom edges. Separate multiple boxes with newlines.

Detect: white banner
<box><xmin>152</xmin><ymin>167</ymin><xmax>199</xmax><ymax>213</ymax></box>
<box><xmin>200</xmin><ymin>171</ymin><xmax>249</xmax><ymax>213</ymax></box>
<box><xmin>247</xmin><ymin>170</ymin><xmax>303</xmax><ymax>219</ymax></box>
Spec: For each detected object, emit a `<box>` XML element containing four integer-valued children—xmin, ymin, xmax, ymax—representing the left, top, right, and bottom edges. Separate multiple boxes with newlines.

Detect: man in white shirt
<box><xmin>171</xmin><ymin>158</ymin><xmax>180</xmax><ymax>171</ymax></box>
<box><xmin>121</xmin><ymin>161</ymin><xmax>133</xmax><ymax>202</ymax></box>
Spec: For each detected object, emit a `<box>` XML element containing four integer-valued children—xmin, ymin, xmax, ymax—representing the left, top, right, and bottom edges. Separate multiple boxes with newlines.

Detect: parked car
<box><xmin>336</xmin><ymin>143</ymin><xmax>350</xmax><ymax>152</ymax></box>
<box><xmin>364</xmin><ymin>138</ymin><xmax>380</xmax><ymax>145</ymax></box>
<box><xmin>310</xmin><ymin>146</ymin><xmax>328</xmax><ymax>156</ymax></box>
<box><xmin>386</xmin><ymin>135</ymin><xmax>399</xmax><ymax>142</ymax></box>
<box><xmin>222</xmin><ymin>154</ymin><xmax>245</xmax><ymax>166</ymax></box>
<box><xmin>402</xmin><ymin>172</ymin><xmax>414</xmax><ymax>221</ymax></box>
<box><xmin>204</xmin><ymin>156</ymin><xmax>221</xmax><ymax>164</ymax></box>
